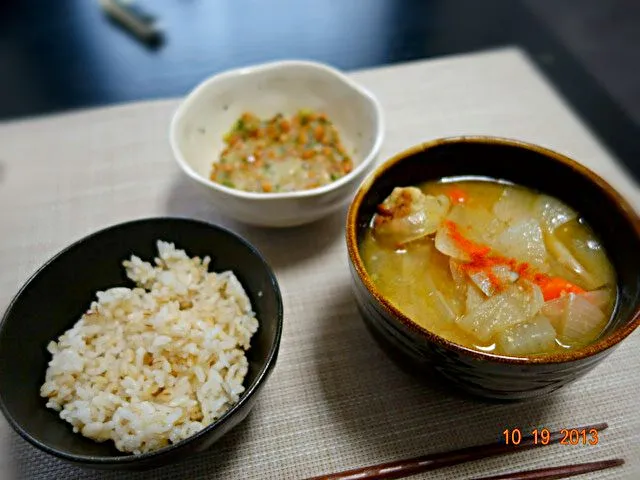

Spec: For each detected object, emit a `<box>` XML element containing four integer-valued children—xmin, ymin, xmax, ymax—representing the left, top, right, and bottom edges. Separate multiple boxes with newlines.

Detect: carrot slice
<box><xmin>446</xmin><ymin>187</ymin><xmax>469</xmax><ymax>204</ymax></box>
<box><xmin>535</xmin><ymin>276</ymin><xmax>585</xmax><ymax>301</ymax></box>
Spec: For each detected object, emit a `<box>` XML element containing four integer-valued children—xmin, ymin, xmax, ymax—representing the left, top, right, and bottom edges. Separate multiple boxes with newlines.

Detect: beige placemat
<box><xmin>0</xmin><ymin>47</ymin><xmax>638</xmax><ymax>480</ymax></box>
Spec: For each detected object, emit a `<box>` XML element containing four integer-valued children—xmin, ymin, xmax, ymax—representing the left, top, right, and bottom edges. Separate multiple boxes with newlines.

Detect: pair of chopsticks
<box><xmin>305</xmin><ymin>422</ymin><xmax>624</xmax><ymax>480</ymax></box>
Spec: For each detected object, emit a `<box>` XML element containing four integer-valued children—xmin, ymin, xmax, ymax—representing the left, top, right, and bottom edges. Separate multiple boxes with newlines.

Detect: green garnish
<box><xmin>222</xmin><ymin>180</ymin><xmax>235</xmax><ymax>188</ymax></box>
<box><xmin>299</xmin><ymin>108</ymin><xmax>313</xmax><ymax>125</ymax></box>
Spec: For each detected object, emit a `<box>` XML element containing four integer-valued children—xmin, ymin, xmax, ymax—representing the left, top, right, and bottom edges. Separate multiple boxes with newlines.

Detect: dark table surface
<box><xmin>1</xmin><ymin>0</ymin><xmax>639</xmax><ymax>181</ymax></box>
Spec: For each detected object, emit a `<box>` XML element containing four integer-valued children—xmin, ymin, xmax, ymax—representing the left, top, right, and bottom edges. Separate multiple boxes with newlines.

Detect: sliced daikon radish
<box><xmin>580</xmin><ymin>289</ymin><xmax>612</xmax><ymax>310</ymax></box>
<box><xmin>421</xmin><ymin>265</ymin><xmax>458</xmax><ymax>322</ymax></box>
<box><xmin>435</xmin><ymin>205</ymin><xmax>502</xmax><ymax>260</ymax></box>
<box><xmin>468</xmin><ymin>271</ymin><xmax>495</xmax><ymax>296</ymax></box>
<box><xmin>542</xmin><ymin>289</ymin><xmax>611</xmax><ymax>330</ymax></box>
<box><xmin>374</xmin><ymin>188</ymin><xmax>451</xmax><ymax>246</ymax></box>
<box><xmin>485</xmin><ymin>218</ymin><xmax>509</xmax><ymax>244</ymax></box>
<box><xmin>445</xmin><ymin>204</ymin><xmax>496</xmax><ymax>243</ymax></box>
<box><xmin>467</xmin><ymin>265</ymin><xmax>518</xmax><ymax>296</ymax></box>
<box><xmin>434</xmin><ymin>211</ymin><xmax>496</xmax><ymax>262</ymax></box>
<box><xmin>449</xmin><ymin>259</ymin><xmax>467</xmax><ymax>287</ymax></box>
<box><xmin>494</xmin><ymin>219</ymin><xmax>547</xmax><ymax>268</ymax></box>
<box><xmin>525</xmin><ymin>281</ymin><xmax>545</xmax><ymax>315</ymax></box>
<box><xmin>466</xmin><ymin>283</ymin><xmax>486</xmax><ymax>313</ymax></box>
<box><xmin>435</xmin><ymin>224</ymin><xmax>470</xmax><ymax>261</ymax></box>
<box><xmin>496</xmin><ymin>315</ymin><xmax>557</xmax><ymax>355</ymax></box>
<box><xmin>457</xmin><ymin>292</ymin><xmax>516</xmax><ymax>342</ymax></box>
<box><xmin>541</xmin><ymin>296</ymin><xmax>568</xmax><ymax>329</ymax></box>
<box><xmin>493</xmin><ymin>187</ymin><xmax>536</xmax><ymax>224</ymax></box>
<box><xmin>494</xmin><ymin>265</ymin><xmax>519</xmax><ymax>283</ymax></box>
<box><xmin>449</xmin><ymin>259</ymin><xmax>471</xmax><ymax>304</ymax></box>
<box><xmin>534</xmin><ymin>195</ymin><xmax>577</xmax><ymax>233</ymax></box>
<box><xmin>456</xmin><ymin>283</ymin><xmax>542</xmax><ymax>342</ymax></box>
<box><xmin>395</xmin><ymin>249</ymin><xmax>437</xmax><ymax>321</ymax></box>
<box><xmin>401</xmin><ymin>250</ymin><xmax>460</xmax><ymax>322</ymax></box>
<box><xmin>545</xmin><ymin>233</ymin><xmax>599</xmax><ymax>289</ymax></box>
<box><xmin>420</xmin><ymin>194</ymin><xmax>451</xmax><ymax>231</ymax></box>
<box><xmin>559</xmin><ymin>293</ymin><xmax>607</xmax><ymax>343</ymax></box>
<box><xmin>450</xmin><ymin>259</ymin><xmax>478</xmax><ymax>314</ymax></box>
<box><xmin>467</xmin><ymin>268</ymin><xmax>512</xmax><ymax>296</ymax></box>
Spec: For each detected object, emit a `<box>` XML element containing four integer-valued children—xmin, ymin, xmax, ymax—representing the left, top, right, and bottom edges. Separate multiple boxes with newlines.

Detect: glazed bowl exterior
<box><xmin>170</xmin><ymin>60</ymin><xmax>384</xmax><ymax>227</ymax></box>
<box><xmin>0</xmin><ymin>218</ymin><xmax>283</xmax><ymax>469</ymax></box>
<box><xmin>346</xmin><ymin>136</ymin><xmax>640</xmax><ymax>400</ymax></box>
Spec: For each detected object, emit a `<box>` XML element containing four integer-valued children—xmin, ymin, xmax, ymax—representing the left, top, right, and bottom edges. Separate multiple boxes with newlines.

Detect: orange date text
<box><xmin>502</xmin><ymin>428</ymin><xmax>599</xmax><ymax>446</ymax></box>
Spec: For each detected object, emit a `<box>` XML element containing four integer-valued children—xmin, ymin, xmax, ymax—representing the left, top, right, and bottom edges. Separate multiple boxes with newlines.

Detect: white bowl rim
<box><xmin>169</xmin><ymin>59</ymin><xmax>385</xmax><ymax>200</ymax></box>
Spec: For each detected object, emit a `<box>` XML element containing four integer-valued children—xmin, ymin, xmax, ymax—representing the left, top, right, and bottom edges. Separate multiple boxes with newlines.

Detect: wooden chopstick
<box><xmin>304</xmin><ymin>422</ymin><xmax>608</xmax><ymax>480</ymax></box>
<box><xmin>471</xmin><ymin>458</ymin><xmax>624</xmax><ymax>480</ymax></box>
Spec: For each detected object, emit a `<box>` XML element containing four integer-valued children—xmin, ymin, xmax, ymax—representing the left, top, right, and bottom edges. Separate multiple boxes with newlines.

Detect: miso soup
<box><xmin>360</xmin><ymin>178</ymin><xmax>616</xmax><ymax>357</ymax></box>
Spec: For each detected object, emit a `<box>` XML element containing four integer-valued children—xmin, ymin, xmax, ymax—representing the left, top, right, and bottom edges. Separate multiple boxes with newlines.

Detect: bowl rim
<box><xmin>0</xmin><ymin>217</ymin><xmax>284</xmax><ymax>464</ymax></box>
<box><xmin>346</xmin><ymin>135</ymin><xmax>640</xmax><ymax>365</ymax></box>
<box><xmin>169</xmin><ymin>59</ymin><xmax>385</xmax><ymax>200</ymax></box>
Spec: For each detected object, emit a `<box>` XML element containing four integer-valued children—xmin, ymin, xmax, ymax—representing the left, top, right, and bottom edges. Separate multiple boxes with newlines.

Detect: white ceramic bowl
<box><xmin>169</xmin><ymin>60</ymin><xmax>384</xmax><ymax>227</ymax></box>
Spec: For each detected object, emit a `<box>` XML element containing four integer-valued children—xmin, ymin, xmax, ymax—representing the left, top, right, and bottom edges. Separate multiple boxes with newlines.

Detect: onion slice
<box><xmin>534</xmin><ymin>195</ymin><xmax>577</xmax><ymax>233</ymax></box>
<box><xmin>545</xmin><ymin>233</ymin><xmax>600</xmax><ymax>289</ymax></box>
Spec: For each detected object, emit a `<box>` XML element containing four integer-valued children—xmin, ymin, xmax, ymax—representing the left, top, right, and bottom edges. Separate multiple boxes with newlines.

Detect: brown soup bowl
<box><xmin>346</xmin><ymin>136</ymin><xmax>640</xmax><ymax>401</ymax></box>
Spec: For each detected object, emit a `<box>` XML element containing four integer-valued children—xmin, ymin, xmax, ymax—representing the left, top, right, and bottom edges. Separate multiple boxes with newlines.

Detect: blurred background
<box><xmin>1</xmin><ymin>0</ymin><xmax>638</xmax><ymax>177</ymax></box>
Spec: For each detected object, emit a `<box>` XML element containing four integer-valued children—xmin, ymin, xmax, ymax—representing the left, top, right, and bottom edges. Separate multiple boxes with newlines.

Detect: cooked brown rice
<box><xmin>40</xmin><ymin>241</ymin><xmax>259</xmax><ymax>454</ymax></box>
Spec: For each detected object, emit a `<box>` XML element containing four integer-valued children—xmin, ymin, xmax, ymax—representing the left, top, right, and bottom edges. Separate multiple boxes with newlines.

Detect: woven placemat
<box><xmin>0</xmin><ymin>47</ymin><xmax>638</xmax><ymax>479</ymax></box>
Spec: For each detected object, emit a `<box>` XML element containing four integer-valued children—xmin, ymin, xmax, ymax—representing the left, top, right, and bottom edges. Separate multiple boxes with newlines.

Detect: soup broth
<box><xmin>360</xmin><ymin>178</ymin><xmax>616</xmax><ymax>356</ymax></box>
